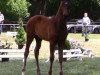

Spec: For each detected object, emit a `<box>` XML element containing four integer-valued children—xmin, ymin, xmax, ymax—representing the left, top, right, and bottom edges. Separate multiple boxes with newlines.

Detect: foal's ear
<box><xmin>61</xmin><ymin>0</ymin><xmax>66</xmax><ymax>1</ymax></box>
<box><xmin>61</xmin><ymin>0</ymin><xmax>70</xmax><ymax>3</ymax></box>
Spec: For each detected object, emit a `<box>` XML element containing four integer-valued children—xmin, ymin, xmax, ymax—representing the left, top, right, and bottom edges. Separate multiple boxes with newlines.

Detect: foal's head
<box><xmin>60</xmin><ymin>0</ymin><xmax>70</xmax><ymax>18</ymax></box>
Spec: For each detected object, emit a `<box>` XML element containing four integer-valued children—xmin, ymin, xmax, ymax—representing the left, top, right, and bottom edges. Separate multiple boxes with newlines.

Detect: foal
<box><xmin>22</xmin><ymin>0</ymin><xmax>70</xmax><ymax>75</ymax></box>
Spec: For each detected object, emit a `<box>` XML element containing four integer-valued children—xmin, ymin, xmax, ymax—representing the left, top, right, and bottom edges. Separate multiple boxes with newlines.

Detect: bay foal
<box><xmin>22</xmin><ymin>0</ymin><xmax>70</xmax><ymax>75</ymax></box>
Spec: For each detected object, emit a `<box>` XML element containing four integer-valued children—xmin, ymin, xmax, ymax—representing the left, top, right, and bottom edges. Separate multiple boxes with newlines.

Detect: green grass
<box><xmin>0</xmin><ymin>33</ymin><xmax>100</xmax><ymax>75</ymax></box>
<box><xmin>0</xmin><ymin>58</ymin><xmax>100</xmax><ymax>75</ymax></box>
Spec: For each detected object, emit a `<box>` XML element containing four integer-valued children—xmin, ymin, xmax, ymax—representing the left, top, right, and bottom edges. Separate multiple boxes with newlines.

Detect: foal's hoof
<box><xmin>37</xmin><ymin>72</ymin><xmax>41</xmax><ymax>75</ymax></box>
<box><xmin>22</xmin><ymin>69</ymin><xmax>26</xmax><ymax>75</ymax></box>
<box><xmin>59</xmin><ymin>71</ymin><xmax>63</xmax><ymax>75</ymax></box>
<box><xmin>22</xmin><ymin>72</ymin><xmax>25</xmax><ymax>75</ymax></box>
<box><xmin>48</xmin><ymin>71</ymin><xmax>52</xmax><ymax>75</ymax></box>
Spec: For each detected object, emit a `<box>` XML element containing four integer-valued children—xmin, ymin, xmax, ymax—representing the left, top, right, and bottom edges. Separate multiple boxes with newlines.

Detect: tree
<box><xmin>0</xmin><ymin>0</ymin><xmax>29</xmax><ymax>21</ymax></box>
<box><xmin>15</xmin><ymin>18</ymin><xmax>26</xmax><ymax>49</ymax></box>
<box><xmin>45</xmin><ymin>0</ymin><xmax>60</xmax><ymax>16</ymax></box>
<box><xmin>27</xmin><ymin>0</ymin><xmax>47</xmax><ymax>16</ymax></box>
<box><xmin>27</xmin><ymin>0</ymin><xmax>100</xmax><ymax>20</ymax></box>
<box><xmin>70</xmin><ymin>0</ymin><xmax>100</xmax><ymax>20</ymax></box>
<box><xmin>0</xmin><ymin>0</ymin><xmax>100</xmax><ymax>21</ymax></box>
<box><xmin>27</xmin><ymin>0</ymin><xmax>61</xmax><ymax>16</ymax></box>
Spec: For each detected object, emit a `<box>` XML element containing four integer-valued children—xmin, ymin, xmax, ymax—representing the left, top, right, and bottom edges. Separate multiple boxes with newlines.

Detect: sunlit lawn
<box><xmin>68</xmin><ymin>33</ymin><xmax>100</xmax><ymax>40</ymax></box>
<box><xmin>68</xmin><ymin>33</ymin><xmax>100</xmax><ymax>57</ymax></box>
<box><xmin>0</xmin><ymin>33</ymin><xmax>100</xmax><ymax>58</ymax></box>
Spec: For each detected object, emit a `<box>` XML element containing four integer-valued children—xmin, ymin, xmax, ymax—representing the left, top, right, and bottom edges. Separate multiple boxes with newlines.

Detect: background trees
<box><xmin>27</xmin><ymin>0</ymin><xmax>60</xmax><ymax>16</ymax></box>
<box><xmin>0</xmin><ymin>0</ymin><xmax>100</xmax><ymax>21</ymax></box>
<box><xmin>0</xmin><ymin>0</ymin><xmax>29</xmax><ymax>21</ymax></box>
<box><xmin>70</xmin><ymin>0</ymin><xmax>100</xmax><ymax>20</ymax></box>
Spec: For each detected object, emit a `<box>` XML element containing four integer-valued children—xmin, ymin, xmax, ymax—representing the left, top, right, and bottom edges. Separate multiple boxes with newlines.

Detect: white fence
<box><xmin>0</xmin><ymin>24</ymin><xmax>26</xmax><ymax>31</ymax></box>
<box><xmin>0</xmin><ymin>24</ymin><xmax>26</xmax><ymax>25</ymax></box>
<box><xmin>67</xmin><ymin>22</ymin><xmax>100</xmax><ymax>33</ymax></box>
<box><xmin>0</xmin><ymin>23</ymin><xmax>100</xmax><ymax>33</ymax></box>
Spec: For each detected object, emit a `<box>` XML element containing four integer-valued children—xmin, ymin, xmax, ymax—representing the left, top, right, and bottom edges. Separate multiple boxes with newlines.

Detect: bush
<box><xmin>15</xmin><ymin>18</ymin><xmax>26</xmax><ymax>45</ymax></box>
<box><xmin>65</xmin><ymin>40</ymin><xmax>71</xmax><ymax>50</ymax></box>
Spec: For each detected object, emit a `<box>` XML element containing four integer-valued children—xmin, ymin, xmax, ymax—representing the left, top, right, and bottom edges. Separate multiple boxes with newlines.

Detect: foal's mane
<box><xmin>54</xmin><ymin>1</ymin><xmax>68</xmax><ymax>26</ymax></box>
<box><xmin>56</xmin><ymin>1</ymin><xmax>64</xmax><ymax>17</ymax></box>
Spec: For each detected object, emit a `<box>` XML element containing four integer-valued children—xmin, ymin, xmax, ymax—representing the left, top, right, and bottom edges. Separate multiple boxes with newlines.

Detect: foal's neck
<box><xmin>55</xmin><ymin>2</ymin><xmax>66</xmax><ymax>26</ymax></box>
<box><xmin>55</xmin><ymin>10</ymin><xmax>66</xmax><ymax>26</ymax></box>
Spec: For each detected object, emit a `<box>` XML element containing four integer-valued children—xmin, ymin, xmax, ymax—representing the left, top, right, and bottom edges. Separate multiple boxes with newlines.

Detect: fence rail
<box><xmin>67</xmin><ymin>24</ymin><xmax>100</xmax><ymax>33</ymax></box>
<box><xmin>0</xmin><ymin>23</ymin><xmax>100</xmax><ymax>26</ymax></box>
<box><xmin>0</xmin><ymin>23</ymin><xmax>100</xmax><ymax>33</ymax></box>
<box><xmin>0</xmin><ymin>24</ymin><xmax>26</xmax><ymax>25</ymax></box>
<box><xmin>67</xmin><ymin>25</ymin><xmax>100</xmax><ymax>27</ymax></box>
<box><xmin>0</xmin><ymin>24</ymin><xmax>26</xmax><ymax>32</ymax></box>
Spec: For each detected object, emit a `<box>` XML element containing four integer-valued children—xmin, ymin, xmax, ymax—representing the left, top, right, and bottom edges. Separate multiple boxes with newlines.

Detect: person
<box><xmin>0</xmin><ymin>12</ymin><xmax>4</xmax><ymax>34</ymax></box>
<box><xmin>82</xmin><ymin>13</ymin><xmax>91</xmax><ymax>41</ymax></box>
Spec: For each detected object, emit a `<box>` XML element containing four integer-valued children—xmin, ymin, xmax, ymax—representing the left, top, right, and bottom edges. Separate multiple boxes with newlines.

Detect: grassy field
<box><xmin>0</xmin><ymin>33</ymin><xmax>100</xmax><ymax>75</ymax></box>
<box><xmin>0</xmin><ymin>58</ymin><xmax>100</xmax><ymax>75</ymax></box>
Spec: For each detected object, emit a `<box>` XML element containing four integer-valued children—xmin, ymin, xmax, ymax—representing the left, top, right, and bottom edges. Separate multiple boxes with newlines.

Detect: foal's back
<box><xmin>26</xmin><ymin>15</ymin><xmax>58</xmax><ymax>41</ymax></box>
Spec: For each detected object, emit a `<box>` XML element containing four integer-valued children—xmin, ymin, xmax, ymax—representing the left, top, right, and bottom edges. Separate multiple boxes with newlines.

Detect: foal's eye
<box><xmin>64</xmin><ymin>2</ymin><xmax>68</xmax><ymax>5</ymax></box>
<box><xmin>63</xmin><ymin>2</ymin><xmax>68</xmax><ymax>7</ymax></box>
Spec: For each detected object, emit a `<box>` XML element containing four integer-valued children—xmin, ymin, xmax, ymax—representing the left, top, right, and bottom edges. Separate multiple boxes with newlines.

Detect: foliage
<box><xmin>0</xmin><ymin>0</ymin><xmax>100</xmax><ymax>21</ymax></box>
<box><xmin>27</xmin><ymin>0</ymin><xmax>38</xmax><ymax>16</ymax></box>
<box><xmin>27</xmin><ymin>0</ymin><xmax>100</xmax><ymax>20</ymax></box>
<box><xmin>65</xmin><ymin>39</ymin><xmax>82</xmax><ymax>49</ymax></box>
<box><xmin>15</xmin><ymin>18</ymin><xmax>26</xmax><ymax>45</ymax></box>
<box><xmin>0</xmin><ymin>0</ymin><xmax>29</xmax><ymax>21</ymax></box>
<box><xmin>65</xmin><ymin>40</ymin><xmax>71</xmax><ymax>50</ymax></box>
<box><xmin>45</xmin><ymin>0</ymin><xmax>60</xmax><ymax>16</ymax></box>
<box><xmin>26</xmin><ymin>0</ymin><xmax>61</xmax><ymax>16</ymax></box>
<box><xmin>70</xmin><ymin>0</ymin><xmax>100</xmax><ymax>20</ymax></box>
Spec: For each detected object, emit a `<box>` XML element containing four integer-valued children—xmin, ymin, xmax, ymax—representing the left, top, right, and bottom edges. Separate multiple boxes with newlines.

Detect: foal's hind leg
<box><xmin>34</xmin><ymin>36</ymin><xmax>42</xmax><ymax>75</ymax></box>
<box><xmin>22</xmin><ymin>35</ymin><xmax>34</xmax><ymax>75</ymax></box>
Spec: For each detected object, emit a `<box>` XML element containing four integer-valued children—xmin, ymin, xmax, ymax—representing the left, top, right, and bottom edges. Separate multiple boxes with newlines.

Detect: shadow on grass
<box><xmin>0</xmin><ymin>57</ymin><xmax>100</xmax><ymax>75</ymax></box>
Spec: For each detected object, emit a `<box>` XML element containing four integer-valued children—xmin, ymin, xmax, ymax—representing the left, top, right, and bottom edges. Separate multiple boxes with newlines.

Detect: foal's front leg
<box><xmin>58</xmin><ymin>44</ymin><xmax>63</xmax><ymax>75</ymax></box>
<box><xmin>49</xmin><ymin>41</ymin><xmax>56</xmax><ymax>75</ymax></box>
